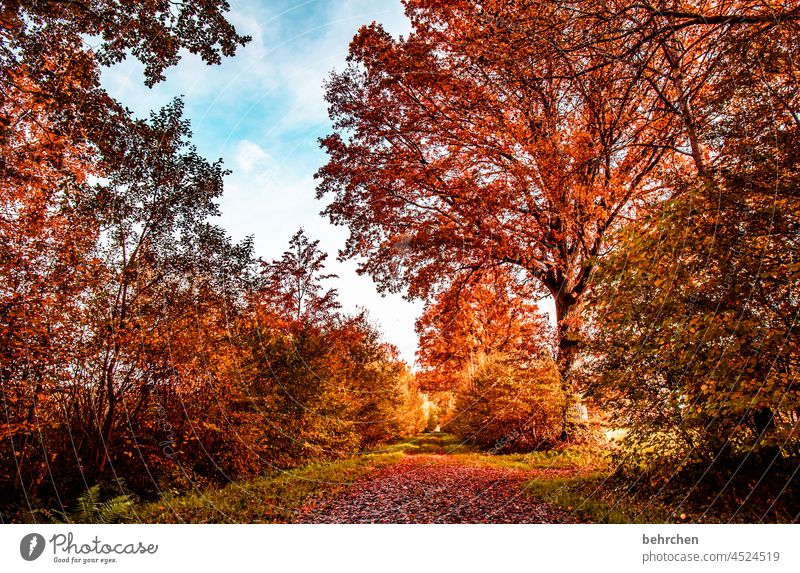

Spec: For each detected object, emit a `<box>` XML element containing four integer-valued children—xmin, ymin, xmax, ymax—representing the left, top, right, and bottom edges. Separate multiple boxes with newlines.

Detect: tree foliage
<box><xmin>317</xmin><ymin>0</ymin><xmax>677</xmax><ymax>395</ymax></box>
<box><xmin>1</xmin><ymin>1</ymin><xmax>424</xmax><ymax>519</ymax></box>
<box><xmin>319</xmin><ymin>0</ymin><xmax>800</xmax><ymax>465</ymax></box>
<box><xmin>417</xmin><ymin>267</ymin><xmax>553</xmax><ymax>388</ymax></box>
<box><xmin>586</xmin><ymin>3</ymin><xmax>800</xmax><ymax>489</ymax></box>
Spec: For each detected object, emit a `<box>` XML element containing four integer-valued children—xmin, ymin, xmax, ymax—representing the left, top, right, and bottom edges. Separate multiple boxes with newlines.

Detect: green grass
<box><xmin>374</xmin><ymin>432</ymin><xmax>479</xmax><ymax>455</ymax></box>
<box><xmin>521</xmin><ymin>474</ymin><xmax>670</xmax><ymax>523</ymax></box>
<box><xmin>136</xmin><ymin>436</ymin><xmax>470</xmax><ymax>523</ymax></box>
<box><xmin>463</xmin><ymin>445</ymin><xmax>609</xmax><ymax>471</ymax></box>
<box><xmin>131</xmin><ymin>432</ymin><xmax>656</xmax><ymax>524</ymax></box>
<box><xmin>449</xmin><ymin>442</ymin><xmax>664</xmax><ymax>523</ymax></box>
<box><xmin>133</xmin><ymin>451</ymin><xmax>404</xmax><ymax>523</ymax></box>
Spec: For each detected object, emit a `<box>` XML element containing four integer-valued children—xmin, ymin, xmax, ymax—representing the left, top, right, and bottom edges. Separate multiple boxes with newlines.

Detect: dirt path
<box><xmin>295</xmin><ymin>454</ymin><xmax>580</xmax><ymax>523</ymax></box>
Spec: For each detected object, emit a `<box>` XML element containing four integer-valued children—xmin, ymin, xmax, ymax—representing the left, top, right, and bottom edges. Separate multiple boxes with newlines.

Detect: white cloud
<box><xmin>233</xmin><ymin>140</ymin><xmax>276</xmax><ymax>177</ymax></box>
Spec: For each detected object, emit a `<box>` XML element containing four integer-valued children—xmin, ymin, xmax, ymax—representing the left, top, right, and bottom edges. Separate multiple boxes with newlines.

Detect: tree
<box><xmin>416</xmin><ymin>266</ymin><xmax>553</xmax><ymax>391</ymax></box>
<box><xmin>1</xmin><ymin>0</ymin><xmax>251</xmax><ymax>506</ymax></box>
<box><xmin>259</xmin><ymin>229</ymin><xmax>341</xmax><ymax>324</ymax></box>
<box><xmin>587</xmin><ymin>13</ymin><xmax>800</xmax><ymax>491</ymax></box>
<box><xmin>536</xmin><ymin>0</ymin><xmax>800</xmax><ymax>180</ymax></box>
<box><xmin>240</xmin><ymin>231</ymin><xmax>424</xmax><ymax>466</ymax></box>
<box><xmin>446</xmin><ymin>355</ymin><xmax>564</xmax><ymax>452</ymax></box>
<box><xmin>316</xmin><ymin>0</ymin><xmax>800</xmax><ymax>439</ymax></box>
<box><xmin>77</xmin><ymin>99</ymin><xmax>250</xmax><ymax>478</ymax></box>
<box><xmin>2</xmin><ymin>0</ymin><xmax>248</xmax><ymax>88</ymax></box>
<box><xmin>316</xmin><ymin>1</ymin><xmax>668</xmax><ymax>431</ymax></box>
<box><xmin>0</xmin><ymin>66</ymin><xmax>102</xmax><ymax>497</ymax></box>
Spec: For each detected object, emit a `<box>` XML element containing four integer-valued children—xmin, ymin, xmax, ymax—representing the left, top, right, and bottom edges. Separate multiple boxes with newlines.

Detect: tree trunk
<box><xmin>13</xmin><ymin>377</ymin><xmax>43</xmax><ymax>496</ymax></box>
<box><xmin>554</xmin><ymin>291</ymin><xmax>581</xmax><ymax>441</ymax></box>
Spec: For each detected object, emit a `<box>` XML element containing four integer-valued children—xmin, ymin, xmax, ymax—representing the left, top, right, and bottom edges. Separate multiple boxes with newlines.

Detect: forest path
<box><xmin>295</xmin><ymin>435</ymin><xmax>582</xmax><ymax>524</ymax></box>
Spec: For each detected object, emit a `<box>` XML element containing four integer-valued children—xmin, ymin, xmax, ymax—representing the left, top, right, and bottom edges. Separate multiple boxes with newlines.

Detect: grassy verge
<box><xmin>133</xmin><ymin>451</ymin><xmax>404</xmax><ymax>523</ymax></box>
<box><xmin>373</xmin><ymin>432</ymin><xmax>480</xmax><ymax>455</ymax></box>
<box><xmin>465</xmin><ymin>445</ymin><xmax>609</xmax><ymax>472</ymax></box>
<box><xmin>455</xmin><ymin>442</ymin><xmax>670</xmax><ymax>523</ymax></box>
<box><xmin>521</xmin><ymin>474</ymin><xmax>673</xmax><ymax>523</ymax></box>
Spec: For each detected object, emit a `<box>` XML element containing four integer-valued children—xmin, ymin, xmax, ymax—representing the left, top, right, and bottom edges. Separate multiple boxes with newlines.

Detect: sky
<box><xmin>101</xmin><ymin>0</ymin><xmax>425</xmax><ymax>363</ymax></box>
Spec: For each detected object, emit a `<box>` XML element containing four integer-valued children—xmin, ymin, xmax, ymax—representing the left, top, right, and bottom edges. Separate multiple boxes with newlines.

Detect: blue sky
<box><xmin>101</xmin><ymin>0</ymin><xmax>425</xmax><ymax>363</ymax></box>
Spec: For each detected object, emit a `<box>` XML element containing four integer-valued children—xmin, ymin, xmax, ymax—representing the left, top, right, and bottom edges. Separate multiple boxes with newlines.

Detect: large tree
<box><xmin>316</xmin><ymin>1</ymin><xmax>667</xmax><ymax>423</ymax></box>
<box><xmin>316</xmin><ymin>0</ymin><xmax>799</xmax><ymax>431</ymax></box>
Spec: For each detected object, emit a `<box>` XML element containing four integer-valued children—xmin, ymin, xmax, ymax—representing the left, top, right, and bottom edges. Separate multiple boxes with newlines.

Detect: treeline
<box><xmin>0</xmin><ymin>1</ymin><xmax>422</xmax><ymax>519</ymax></box>
<box><xmin>318</xmin><ymin>0</ymin><xmax>800</xmax><ymax>511</ymax></box>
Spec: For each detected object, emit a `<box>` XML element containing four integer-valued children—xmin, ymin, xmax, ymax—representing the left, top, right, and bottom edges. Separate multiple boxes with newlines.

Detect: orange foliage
<box><xmin>416</xmin><ymin>267</ymin><xmax>553</xmax><ymax>391</ymax></box>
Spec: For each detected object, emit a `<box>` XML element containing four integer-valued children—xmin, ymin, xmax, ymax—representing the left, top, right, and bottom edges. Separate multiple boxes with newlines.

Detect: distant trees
<box><xmin>411</xmin><ymin>266</ymin><xmax>567</xmax><ymax>449</ymax></box>
<box><xmin>416</xmin><ymin>267</ymin><xmax>552</xmax><ymax>391</ymax></box>
<box><xmin>239</xmin><ymin>230</ymin><xmax>425</xmax><ymax>468</ymax></box>
<box><xmin>413</xmin><ymin>267</ymin><xmax>566</xmax><ymax>446</ymax></box>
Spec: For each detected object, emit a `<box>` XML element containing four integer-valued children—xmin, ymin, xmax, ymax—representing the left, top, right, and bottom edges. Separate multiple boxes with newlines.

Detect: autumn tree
<box><xmin>240</xmin><ymin>231</ymin><xmax>424</xmax><ymax>465</ymax></box>
<box><xmin>77</xmin><ymin>99</ymin><xmax>254</xmax><ymax>479</ymax></box>
<box><xmin>316</xmin><ymin>1</ymin><xmax>669</xmax><ymax>432</ymax></box>
<box><xmin>0</xmin><ymin>66</ymin><xmax>102</xmax><ymax>498</ymax></box>
<box><xmin>259</xmin><ymin>229</ymin><xmax>341</xmax><ymax>324</ymax></box>
<box><xmin>446</xmin><ymin>356</ymin><xmax>565</xmax><ymax>452</ymax></box>
<box><xmin>1</xmin><ymin>0</ymin><xmax>251</xmax><ymax>508</ymax></box>
<box><xmin>519</xmin><ymin>0</ymin><xmax>800</xmax><ymax>181</ymax></box>
<box><xmin>416</xmin><ymin>266</ymin><xmax>553</xmax><ymax>391</ymax></box>
<box><xmin>586</xmin><ymin>4</ymin><xmax>799</xmax><ymax>508</ymax></box>
<box><xmin>317</xmin><ymin>1</ymin><xmax>800</xmax><ymax>438</ymax></box>
<box><xmin>415</xmin><ymin>267</ymin><xmax>566</xmax><ymax>449</ymax></box>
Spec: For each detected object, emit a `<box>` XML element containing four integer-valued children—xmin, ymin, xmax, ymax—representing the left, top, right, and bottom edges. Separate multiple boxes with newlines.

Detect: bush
<box><xmin>446</xmin><ymin>355</ymin><xmax>565</xmax><ymax>452</ymax></box>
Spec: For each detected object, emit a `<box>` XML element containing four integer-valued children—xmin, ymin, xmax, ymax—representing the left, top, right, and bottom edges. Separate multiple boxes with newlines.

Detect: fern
<box><xmin>94</xmin><ymin>495</ymin><xmax>135</xmax><ymax>524</ymax></box>
<box><xmin>36</xmin><ymin>484</ymin><xmax>135</xmax><ymax>524</ymax></box>
<box><xmin>71</xmin><ymin>485</ymin><xmax>102</xmax><ymax>523</ymax></box>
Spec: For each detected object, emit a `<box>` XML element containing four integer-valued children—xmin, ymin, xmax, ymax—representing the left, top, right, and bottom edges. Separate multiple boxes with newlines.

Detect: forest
<box><xmin>1</xmin><ymin>0</ymin><xmax>798</xmax><ymax>524</ymax></box>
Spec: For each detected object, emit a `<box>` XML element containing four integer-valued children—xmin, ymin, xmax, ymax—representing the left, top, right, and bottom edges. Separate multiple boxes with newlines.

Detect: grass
<box><xmin>443</xmin><ymin>440</ymin><xmax>667</xmax><ymax>523</ymax></box>
<box><xmin>132</xmin><ymin>433</ymin><xmax>626</xmax><ymax>523</ymax></box>
<box><xmin>374</xmin><ymin>432</ymin><xmax>480</xmax><ymax>455</ymax></box>
<box><xmin>133</xmin><ymin>451</ymin><xmax>404</xmax><ymax>523</ymax></box>
<box><xmin>521</xmin><ymin>474</ymin><xmax>671</xmax><ymax>523</ymax></box>
<box><xmin>128</xmin><ymin>432</ymin><xmax>689</xmax><ymax>524</ymax></box>
<box><xmin>465</xmin><ymin>445</ymin><xmax>609</xmax><ymax>471</ymax></box>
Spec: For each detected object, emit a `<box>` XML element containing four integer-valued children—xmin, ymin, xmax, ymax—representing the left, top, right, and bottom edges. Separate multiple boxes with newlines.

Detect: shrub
<box><xmin>446</xmin><ymin>355</ymin><xmax>565</xmax><ymax>451</ymax></box>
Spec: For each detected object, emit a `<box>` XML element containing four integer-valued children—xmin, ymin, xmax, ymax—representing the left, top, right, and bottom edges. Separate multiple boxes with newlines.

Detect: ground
<box><xmin>295</xmin><ymin>452</ymin><xmax>578</xmax><ymax>523</ymax></box>
<box><xmin>136</xmin><ymin>433</ymin><xmax>613</xmax><ymax>524</ymax></box>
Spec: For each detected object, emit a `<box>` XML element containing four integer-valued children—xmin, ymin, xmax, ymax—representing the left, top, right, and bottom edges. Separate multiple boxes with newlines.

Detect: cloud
<box><xmin>233</xmin><ymin>140</ymin><xmax>276</xmax><ymax>177</ymax></box>
<box><xmin>100</xmin><ymin>1</ymin><xmax>422</xmax><ymax>363</ymax></box>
